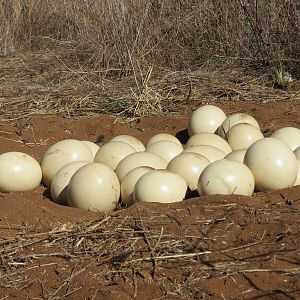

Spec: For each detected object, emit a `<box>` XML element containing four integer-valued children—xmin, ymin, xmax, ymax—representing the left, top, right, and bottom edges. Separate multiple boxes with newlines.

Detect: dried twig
<box><xmin>0</xmin><ymin>198</ymin><xmax>299</xmax><ymax>298</ymax></box>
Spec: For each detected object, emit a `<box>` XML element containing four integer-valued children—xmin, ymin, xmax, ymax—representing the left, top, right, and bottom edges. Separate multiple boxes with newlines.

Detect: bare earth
<box><xmin>0</xmin><ymin>99</ymin><xmax>300</xmax><ymax>299</ymax></box>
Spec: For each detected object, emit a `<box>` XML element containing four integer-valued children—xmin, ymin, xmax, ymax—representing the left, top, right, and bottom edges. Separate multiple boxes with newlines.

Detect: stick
<box><xmin>138</xmin><ymin>209</ymin><xmax>158</xmax><ymax>276</ymax></box>
<box><xmin>126</xmin><ymin>250</ymin><xmax>212</xmax><ymax>264</ymax></box>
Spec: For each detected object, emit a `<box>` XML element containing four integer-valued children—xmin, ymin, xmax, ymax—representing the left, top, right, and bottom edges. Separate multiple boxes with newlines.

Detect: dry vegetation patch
<box><xmin>0</xmin><ymin>1</ymin><xmax>300</xmax><ymax>119</ymax></box>
<box><xmin>1</xmin><ymin>192</ymin><xmax>300</xmax><ymax>298</ymax></box>
<box><xmin>0</xmin><ymin>53</ymin><xmax>300</xmax><ymax>121</ymax></box>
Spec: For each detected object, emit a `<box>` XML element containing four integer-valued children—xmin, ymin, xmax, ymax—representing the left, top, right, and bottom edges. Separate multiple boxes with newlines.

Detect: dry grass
<box><xmin>1</xmin><ymin>1</ymin><xmax>300</xmax><ymax>72</ymax></box>
<box><xmin>0</xmin><ymin>198</ymin><xmax>300</xmax><ymax>298</ymax></box>
<box><xmin>1</xmin><ymin>1</ymin><xmax>300</xmax><ymax>118</ymax></box>
<box><xmin>0</xmin><ymin>52</ymin><xmax>300</xmax><ymax>120</ymax></box>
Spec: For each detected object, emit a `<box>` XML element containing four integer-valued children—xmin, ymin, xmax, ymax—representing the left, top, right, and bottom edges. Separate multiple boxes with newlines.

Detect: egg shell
<box><xmin>67</xmin><ymin>163</ymin><xmax>120</xmax><ymax>212</ymax></box>
<box><xmin>0</xmin><ymin>152</ymin><xmax>42</xmax><ymax>192</ymax></box>
<box><xmin>121</xmin><ymin>166</ymin><xmax>154</xmax><ymax>206</ymax></box>
<box><xmin>186</xmin><ymin>132</ymin><xmax>232</xmax><ymax>154</ymax></box>
<box><xmin>227</xmin><ymin>123</ymin><xmax>264</xmax><ymax>150</ymax></box>
<box><xmin>81</xmin><ymin>141</ymin><xmax>100</xmax><ymax>157</ymax></box>
<box><xmin>50</xmin><ymin>161</ymin><xmax>90</xmax><ymax>205</ymax></box>
<box><xmin>224</xmin><ymin>149</ymin><xmax>247</xmax><ymax>163</ymax></box>
<box><xmin>41</xmin><ymin>139</ymin><xmax>93</xmax><ymax>187</ymax></box>
<box><xmin>115</xmin><ymin>151</ymin><xmax>167</xmax><ymax>182</ymax></box>
<box><xmin>244</xmin><ymin>138</ymin><xmax>297</xmax><ymax>191</ymax></box>
<box><xmin>133</xmin><ymin>170</ymin><xmax>188</xmax><ymax>204</ymax></box>
<box><xmin>217</xmin><ymin>113</ymin><xmax>260</xmax><ymax>139</ymax></box>
<box><xmin>167</xmin><ymin>152</ymin><xmax>210</xmax><ymax>191</ymax></box>
<box><xmin>184</xmin><ymin>145</ymin><xmax>226</xmax><ymax>162</ymax></box>
<box><xmin>271</xmin><ymin>127</ymin><xmax>300</xmax><ymax>151</ymax></box>
<box><xmin>110</xmin><ymin>135</ymin><xmax>145</xmax><ymax>152</ymax></box>
<box><xmin>197</xmin><ymin>159</ymin><xmax>255</xmax><ymax>196</ymax></box>
<box><xmin>94</xmin><ymin>141</ymin><xmax>136</xmax><ymax>170</ymax></box>
<box><xmin>188</xmin><ymin>105</ymin><xmax>227</xmax><ymax>136</ymax></box>
<box><xmin>146</xmin><ymin>140</ymin><xmax>183</xmax><ymax>163</ymax></box>
<box><xmin>146</xmin><ymin>133</ymin><xmax>182</xmax><ymax>147</ymax></box>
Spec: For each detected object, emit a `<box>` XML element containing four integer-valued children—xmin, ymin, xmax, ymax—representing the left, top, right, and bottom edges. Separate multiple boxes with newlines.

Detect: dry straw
<box><xmin>0</xmin><ymin>1</ymin><xmax>300</xmax><ymax>119</ymax></box>
<box><xmin>0</xmin><ymin>199</ymin><xmax>299</xmax><ymax>297</ymax></box>
<box><xmin>0</xmin><ymin>53</ymin><xmax>299</xmax><ymax>120</ymax></box>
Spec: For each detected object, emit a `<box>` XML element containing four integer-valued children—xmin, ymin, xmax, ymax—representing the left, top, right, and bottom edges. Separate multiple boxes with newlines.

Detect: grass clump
<box><xmin>273</xmin><ymin>67</ymin><xmax>293</xmax><ymax>89</ymax></box>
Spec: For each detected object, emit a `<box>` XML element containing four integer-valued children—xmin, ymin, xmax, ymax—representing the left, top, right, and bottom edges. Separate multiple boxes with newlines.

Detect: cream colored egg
<box><xmin>217</xmin><ymin>113</ymin><xmax>260</xmax><ymax>139</ymax></box>
<box><xmin>224</xmin><ymin>149</ymin><xmax>247</xmax><ymax>163</ymax></box>
<box><xmin>167</xmin><ymin>152</ymin><xmax>210</xmax><ymax>191</ymax></box>
<box><xmin>133</xmin><ymin>170</ymin><xmax>187</xmax><ymax>203</ymax></box>
<box><xmin>186</xmin><ymin>132</ymin><xmax>232</xmax><ymax>154</ymax></box>
<box><xmin>197</xmin><ymin>159</ymin><xmax>255</xmax><ymax>196</ymax></box>
<box><xmin>184</xmin><ymin>145</ymin><xmax>226</xmax><ymax>162</ymax></box>
<box><xmin>146</xmin><ymin>140</ymin><xmax>183</xmax><ymax>163</ymax></box>
<box><xmin>67</xmin><ymin>163</ymin><xmax>120</xmax><ymax>212</ymax></box>
<box><xmin>227</xmin><ymin>123</ymin><xmax>264</xmax><ymax>150</ymax></box>
<box><xmin>115</xmin><ymin>152</ymin><xmax>167</xmax><ymax>182</ymax></box>
<box><xmin>41</xmin><ymin>139</ymin><xmax>93</xmax><ymax>187</ymax></box>
<box><xmin>295</xmin><ymin>146</ymin><xmax>300</xmax><ymax>161</ymax></box>
<box><xmin>0</xmin><ymin>152</ymin><xmax>42</xmax><ymax>192</ymax></box>
<box><xmin>110</xmin><ymin>135</ymin><xmax>145</xmax><ymax>152</ymax></box>
<box><xmin>81</xmin><ymin>141</ymin><xmax>100</xmax><ymax>157</ymax></box>
<box><xmin>294</xmin><ymin>160</ymin><xmax>300</xmax><ymax>186</ymax></box>
<box><xmin>244</xmin><ymin>138</ymin><xmax>297</xmax><ymax>191</ymax></box>
<box><xmin>188</xmin><ymin>105</ymin><xmax>227</xmax><ymax>136</ymax></box>
<box><xmin>271</xmin><ymin>127</ymin><xmax>300</xmax><ymax>151</ymax></box>
<box><xmin>121</xmin><ymin>166</ymin><xmax>154</xmax><ymax>206</ymax></box>
<box><xmin>50</xmin><ymin>161</ymin><xmax>90</xmax><ymax>205</ymax></box>
<box><xmin>94</xmin><ymin>141</ymin><xmax>136</xmax><ymax>170</ymax></box>
<box><xmin>146</xmin><ymin>133</ymin><xmax>182</xmax><ymax>147</ymax></box>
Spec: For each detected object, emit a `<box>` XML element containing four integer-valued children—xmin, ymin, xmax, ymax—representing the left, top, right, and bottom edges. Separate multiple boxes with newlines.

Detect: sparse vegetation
<box><xmin>273</xmin><ymin>66</ymin><xmax>293</xmax><ymax>89</ymax></box>
<box><xmin>0</xmin><ymin>0</ymin><xmax>300</xmax><ymax>118</ymax></box>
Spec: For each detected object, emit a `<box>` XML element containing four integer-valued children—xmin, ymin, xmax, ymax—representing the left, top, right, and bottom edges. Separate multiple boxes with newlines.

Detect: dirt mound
<box><xmin>0</xmin><ymin>100</ymin><xmax>299</xmax><ymax>299</ymax></box>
